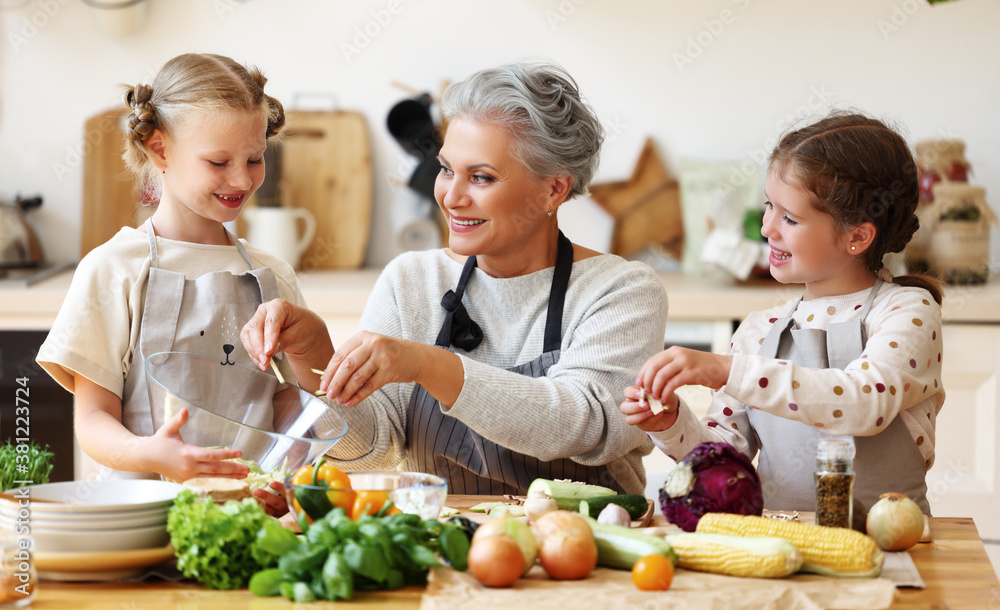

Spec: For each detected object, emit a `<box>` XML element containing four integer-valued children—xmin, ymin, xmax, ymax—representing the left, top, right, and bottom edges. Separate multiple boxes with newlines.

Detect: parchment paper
<box><xmin>421</xmin><ymin>565</ymin><xmax>897</xmax><ymax>610</ymax></box>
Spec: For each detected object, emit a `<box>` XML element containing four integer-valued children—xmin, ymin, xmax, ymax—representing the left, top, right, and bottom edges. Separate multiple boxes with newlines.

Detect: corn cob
<box><xmin>665</xmin><ymin>532</ymin><xmax>803</xmax><ymax>578</ymax></box>
<box><xmin>695</xmin><ymin>513</ymin><xmax>883</xmax><ymax>578</ymax></box>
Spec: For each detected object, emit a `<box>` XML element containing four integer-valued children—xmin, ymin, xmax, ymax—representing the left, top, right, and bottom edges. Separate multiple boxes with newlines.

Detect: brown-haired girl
<box><xmin>621</xmin><ymin>112</ymin><xmax>944</xmax><ymax>523</ymax></box>
<box><xmin>37</xmin><ymin>54</ymin><xmax>298</xmax><ymax>513</ymax></box>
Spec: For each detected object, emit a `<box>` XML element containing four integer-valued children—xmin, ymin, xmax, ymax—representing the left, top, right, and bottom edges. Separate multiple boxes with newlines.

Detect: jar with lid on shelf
<box><xmin>907</xmin><ymin>139</ymin><xmax>972</xmax><ymax>274</ymax></box>
<box><xmin>928</xmin><ymin>183</ymin><xmax>995</xmax><ymax>285</ymax></box>
<box><xmin>915</xmin><ymin>139</ymin><xmax>970</xmax><ymax>204</ymax></box>
<box><xmin>815</xmin><ymin>436</ymin><xmax>856</xmax><ymax>530</ymax></box>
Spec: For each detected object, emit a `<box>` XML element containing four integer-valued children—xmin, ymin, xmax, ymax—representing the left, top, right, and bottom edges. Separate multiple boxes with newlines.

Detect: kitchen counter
<box><xmin>28</xmin><ymin>495</ymin><xmax>1000</xmax><ymax>609</ymax></box>
<box><xmin>3</xmin><ymin>268</ymin><xmax>1000</xmax><ymax>331</ymax></box>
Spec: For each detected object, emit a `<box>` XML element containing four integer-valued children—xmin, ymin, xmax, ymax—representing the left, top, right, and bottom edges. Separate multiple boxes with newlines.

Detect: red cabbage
<box><xmin>659</xmin><ymin>442</ymin><xmax>763</xmax><ymax>532</ymax></box>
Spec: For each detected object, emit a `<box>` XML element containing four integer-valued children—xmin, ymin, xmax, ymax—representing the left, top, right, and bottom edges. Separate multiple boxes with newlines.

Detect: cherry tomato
<box><xmin>631</xmin><ymin>554</ymin><xmax>674</xmax><ymax>591</ymax></box>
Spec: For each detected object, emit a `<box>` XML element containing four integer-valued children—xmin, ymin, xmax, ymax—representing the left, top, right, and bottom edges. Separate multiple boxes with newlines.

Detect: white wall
<box><xmin>2</xmin><ymin>0</ymin><xmax>998</xmax><ymax>269</ymax></box>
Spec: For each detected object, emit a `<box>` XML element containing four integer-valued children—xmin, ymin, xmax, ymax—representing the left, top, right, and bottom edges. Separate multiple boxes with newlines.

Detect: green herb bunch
<box><xmin>1</xmin><ymin>440</ymin><xmax>54</xmax><ymax>491</ymax></box>
<box><xmin>250</xmin><ymin>505</ymin><xmax>470</xmax><ymax>602</ymax></box>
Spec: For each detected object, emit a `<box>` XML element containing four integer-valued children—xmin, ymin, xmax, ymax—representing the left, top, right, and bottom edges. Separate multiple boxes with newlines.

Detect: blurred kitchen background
<box><xmin>0</xmin><ymin>0</ymin><xmax>998</xmax><ymax>272</ymax></box>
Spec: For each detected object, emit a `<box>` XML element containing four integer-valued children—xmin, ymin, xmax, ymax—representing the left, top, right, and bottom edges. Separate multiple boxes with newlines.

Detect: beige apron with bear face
<box><xmin>107</xmin><ymin>219</ymin><xmax>281</xmax><ymax>480</ymax></box>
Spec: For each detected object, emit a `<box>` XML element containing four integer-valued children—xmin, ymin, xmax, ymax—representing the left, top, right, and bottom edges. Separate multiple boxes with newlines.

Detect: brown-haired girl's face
<box><xmin>159</xmin><ymin>109</ymin><xmax>267</xmax><ymax>229</ymax></box>
<box><xmin>762</xmin><ymin>169</ymin><xmax>859</xmax><ymax>299</ymax></box>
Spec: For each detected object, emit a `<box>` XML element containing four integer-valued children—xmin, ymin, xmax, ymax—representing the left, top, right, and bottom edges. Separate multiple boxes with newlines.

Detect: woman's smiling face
<box><xmin>434</xmin><ymin>118</ymin><xmax>560</xmax><ymax>277</ymax></box>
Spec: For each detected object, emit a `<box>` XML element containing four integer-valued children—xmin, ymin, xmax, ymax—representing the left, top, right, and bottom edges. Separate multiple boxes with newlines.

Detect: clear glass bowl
<box><xmin>285</xmin><ymin>470</ymin><xmax>448</xmax><ymax>522</ymax></box>
<box><xmin>144</xmin><ymin>351</ymin><xmax>348</xmax><ymax>476</ymax></box>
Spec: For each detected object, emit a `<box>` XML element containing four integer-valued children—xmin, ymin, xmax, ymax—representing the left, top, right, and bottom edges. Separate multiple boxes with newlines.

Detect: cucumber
<box><xmin>488</xmin><ymin>504</ymin><xmax>526</xmax><ymax>518</ymax></box>
<box><xmin>586</xmin><ymin>518</ymin><xmax>678</xmax><ymax>570</ymax></box>
<box><xmin>579</xmin><ymin>494</ymin><xmax>649</xmax><ymax>520</ymax></box>
<box><xmin>525</xmin><ymin>478</ymin><xmax>617</xmax><ymax>512</ymax></box>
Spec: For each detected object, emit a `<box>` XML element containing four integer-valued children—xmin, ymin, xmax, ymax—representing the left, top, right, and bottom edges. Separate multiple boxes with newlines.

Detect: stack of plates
<box><xmin>0</xmin><ymin>480</ymin><xmax>183</xmax><ymax>580</ymax></box>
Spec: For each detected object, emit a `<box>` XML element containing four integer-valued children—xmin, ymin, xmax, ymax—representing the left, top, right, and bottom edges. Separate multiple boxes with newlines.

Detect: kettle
<box><xmin>0</xmin><ymin>195</ymin><xmax>44</xmax><ymax>268</ymax></box>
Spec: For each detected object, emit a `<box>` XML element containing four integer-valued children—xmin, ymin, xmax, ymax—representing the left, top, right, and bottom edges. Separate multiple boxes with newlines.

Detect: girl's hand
<box><xmin>620</xmin><ymin>385</ymin><xmax>679</xmax><ymax>432</ymax></box>
<box><xmin>636</xmin><ymin>346</ymin><xmax>733</xmax><ymax>405</ymax></box>
<box><xmin>253</xmin><ymin>480</ymin><xmax>288</xmax><ymax>517</ymax></box>
<box><xmin>240</xmin><ymin>298</ymin><xmax>332</xmax><ymax>370</ymax></box>
<box><xmin>148</xmin><ymin>408</ymin><xmax>250</xmax><ymax>482</ymax></box>
<box><xmin>318</xmin><ymin>331</ymin><xmax>423</xmax><ymax>407</ymax></box>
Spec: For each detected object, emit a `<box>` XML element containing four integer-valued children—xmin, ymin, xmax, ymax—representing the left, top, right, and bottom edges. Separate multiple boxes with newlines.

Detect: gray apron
<box><xmin>108</xmin><ymin>218</ymin><xmax>282</xmax><ymax>480</ymax></box>
<box><xmin>405</xmin><ymin>232</ymin><xmax>625</xmax><ymax>495</ymax></box>
<box><xmin>748</xmin><ymin>279</ymin><xmax>930</xmax><ymax>529</ymax></box>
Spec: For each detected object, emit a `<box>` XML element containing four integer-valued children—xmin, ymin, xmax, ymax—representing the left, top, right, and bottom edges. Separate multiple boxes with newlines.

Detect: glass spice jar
<box><xmin>815</xmin><ymin>436</ymin><xmax>856</xmax><ymax>529</ymax></box>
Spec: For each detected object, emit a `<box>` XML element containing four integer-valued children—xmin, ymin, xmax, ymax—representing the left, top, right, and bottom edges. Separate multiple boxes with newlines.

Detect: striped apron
<box><xmin>404</xmin><ymin>232</ymin><xmax>625</xmax><ymax>495</ymax></box>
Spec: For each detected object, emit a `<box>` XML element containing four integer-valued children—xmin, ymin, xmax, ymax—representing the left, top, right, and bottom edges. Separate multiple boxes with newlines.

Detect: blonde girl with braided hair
<box><xmin>38</xmin><ymin>54</ymin><xmax>300</xmax><ymax>514</ymax></box>
<box><xmin>621</xmin><ymin>112</ymin><xmax>944</xmax><ymax>527</ymax></box>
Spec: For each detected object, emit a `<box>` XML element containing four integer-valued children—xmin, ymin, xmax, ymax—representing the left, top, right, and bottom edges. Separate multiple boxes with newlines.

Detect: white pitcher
<box><xmin>242</xmin><ymin>207</ymin><xmax>317</xmax><ymax>269</ymax></box>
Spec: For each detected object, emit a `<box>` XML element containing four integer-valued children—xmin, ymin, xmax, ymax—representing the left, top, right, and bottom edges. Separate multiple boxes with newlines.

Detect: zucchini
<box><xmin>526</xmin><ymin>478</ymin><xmax>617</xmax><ymax>512</ymax></box>
<box><xmin>469</xmin><ymin>502</ymin><xmax>503</xmax><ymax>513</ymax></box>
<box><xmin>586</xmin><ymin>518</ymin><xmax>678</xmax><ymax>570</ymax></box>
<box><xmin>579</xmin><ymin>494</ymin><xmax>649</xmax><ymax>520</ymax></box>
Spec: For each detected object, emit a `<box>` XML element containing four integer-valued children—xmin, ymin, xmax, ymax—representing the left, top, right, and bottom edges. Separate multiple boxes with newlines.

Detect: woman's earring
<box><xmin>547</xmin><ymin>208</ymin><xmax>554</xmax><ymax>217</ymax></box>
<box><xmin>851</xmin><ymin>246</ymin><xmax>856</xmax><ymax>251</ymax></box>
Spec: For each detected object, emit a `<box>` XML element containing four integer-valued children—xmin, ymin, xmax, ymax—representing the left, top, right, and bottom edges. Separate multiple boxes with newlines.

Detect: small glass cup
<box><xmin>0</xmin><ymin>532</ymin><xmax>36</xmax><ymax>608</ymax></box>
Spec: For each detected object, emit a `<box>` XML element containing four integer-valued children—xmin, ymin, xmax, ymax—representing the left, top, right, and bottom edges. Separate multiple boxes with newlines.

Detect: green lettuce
<box><xmin>166</xmin><ymin>489</ymin><xmax>278</xmax><ymax>589</ymax></box>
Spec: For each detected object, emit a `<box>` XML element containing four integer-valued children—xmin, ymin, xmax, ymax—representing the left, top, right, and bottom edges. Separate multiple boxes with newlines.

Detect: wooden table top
<box><xmin>26</xmin><ymin>495</ymin><xmax>1000</xmax><ymax>609</ymax></box>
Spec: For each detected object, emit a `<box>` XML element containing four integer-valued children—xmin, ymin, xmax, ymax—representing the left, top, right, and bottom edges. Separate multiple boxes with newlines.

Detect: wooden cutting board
<box><xmin>80</xmin><ymin>108</ymin><xmax>151</xmax><ymax>258</ymax></box>
<box><xmin>81</xmin><ymin>108</ymin><xmax>372</xmax><ymax>269</ymax></box>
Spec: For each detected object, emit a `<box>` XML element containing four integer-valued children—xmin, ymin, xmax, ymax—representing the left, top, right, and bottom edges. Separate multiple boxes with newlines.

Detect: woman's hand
<box><xmin>253</xmin><ymin>480</ymin><xmax>288</xmax><ymax>517</ymax></box>
<box><xmin>240</xmin><ymin>298</ymin><xmax>334</xmax><ymax>385</ymax></box>
<box><xmin>147</xmin><ymin>408</ymin><xmax>250</xmax><ymax>482</ymax></box>
<box><xmin>620</xmin><ymin>385</ymin><xmax>679</xmax><ymax>432</ymax></box>
<box><xmin>318</xmin><ymin>331</ymin><xmax>426</xmax><ymax>407</ymax></box>
<box><xmin>636</xmin><ymin>346</ymin><xmax>733</xmax><ymax>405</ymax></box>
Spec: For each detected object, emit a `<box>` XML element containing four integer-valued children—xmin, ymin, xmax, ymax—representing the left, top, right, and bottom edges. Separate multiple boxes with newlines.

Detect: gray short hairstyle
<box><xmin>440</xmin><ymin>62</ymin><xmax>604</xmax><ymax>200</ymax></box>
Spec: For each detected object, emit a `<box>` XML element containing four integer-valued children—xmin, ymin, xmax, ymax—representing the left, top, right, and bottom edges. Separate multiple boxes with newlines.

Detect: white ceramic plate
<box><xmin>0</xmin><ymin>480</ymin><xmax>183</xmax><ymax>514</ymax></box>
<box><xmin>0</xmin><ymin>511</ymin><xmax>167</xmax><ymax>531</ymax></box>
<box><xmin>30</xmin><ymin>523</ymin><xmax>170</xmax><ymax>554</ymax></box>
<box><xmin>0</xmin><ymin>503</ymin><xmax>168</xmax><ymax>523</ymax></box>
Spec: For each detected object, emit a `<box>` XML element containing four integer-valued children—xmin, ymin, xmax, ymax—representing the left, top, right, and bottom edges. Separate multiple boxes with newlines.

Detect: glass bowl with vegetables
<box><xmin>285</xmin><ymin>465</ymin><xmax>448</xmax><ymax>523</ymax></box>
<box><xmin>144</xmin><ymin>351</ymin><xmax>349</xmax><ymax>486</ymax></box>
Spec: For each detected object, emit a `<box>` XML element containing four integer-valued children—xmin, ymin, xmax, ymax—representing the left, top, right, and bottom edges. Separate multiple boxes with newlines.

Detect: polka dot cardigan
<box><xmin>648</xmin><ymin>282</ymin><xmax>944</xmax><ymax>471</ymax></box>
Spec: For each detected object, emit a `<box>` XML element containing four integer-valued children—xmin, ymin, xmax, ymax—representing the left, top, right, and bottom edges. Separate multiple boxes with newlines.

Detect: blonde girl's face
<box><xmin>159</xmin><ymin>109</ymin><xmax>267</xmax><ymax>229</ymax></box>
<box><xmin>762</xmin><ymin>169</ymin><xmax>859</xmax><ymax>299</ymax></box>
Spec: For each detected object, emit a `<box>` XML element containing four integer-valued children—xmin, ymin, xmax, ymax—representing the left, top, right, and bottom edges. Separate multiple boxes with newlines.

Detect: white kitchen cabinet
<box><xmin>926</xmin><ymin>323</ymin><xmax>1000</xmax><ymax>538</ymax></box>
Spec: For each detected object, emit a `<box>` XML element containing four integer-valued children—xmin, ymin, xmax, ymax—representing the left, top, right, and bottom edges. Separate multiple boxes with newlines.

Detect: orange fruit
<box><xmin>631</xmin><ymin>554</ymin><xmax>675</xmax><ymax>591</ymax></box>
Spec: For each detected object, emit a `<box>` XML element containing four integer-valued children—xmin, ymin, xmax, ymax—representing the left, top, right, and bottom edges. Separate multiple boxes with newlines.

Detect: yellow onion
<box><xmin>866</xmin><ymin>492</ymin><xmax>925</xmax><ymax>551</ymax></box>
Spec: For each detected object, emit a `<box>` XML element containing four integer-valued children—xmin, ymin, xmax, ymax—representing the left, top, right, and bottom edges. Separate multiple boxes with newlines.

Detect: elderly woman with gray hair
<box><xmin>241</xmin><ymin>62</ymin><xmax>668</xmax><ymax>495</ymax></box>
